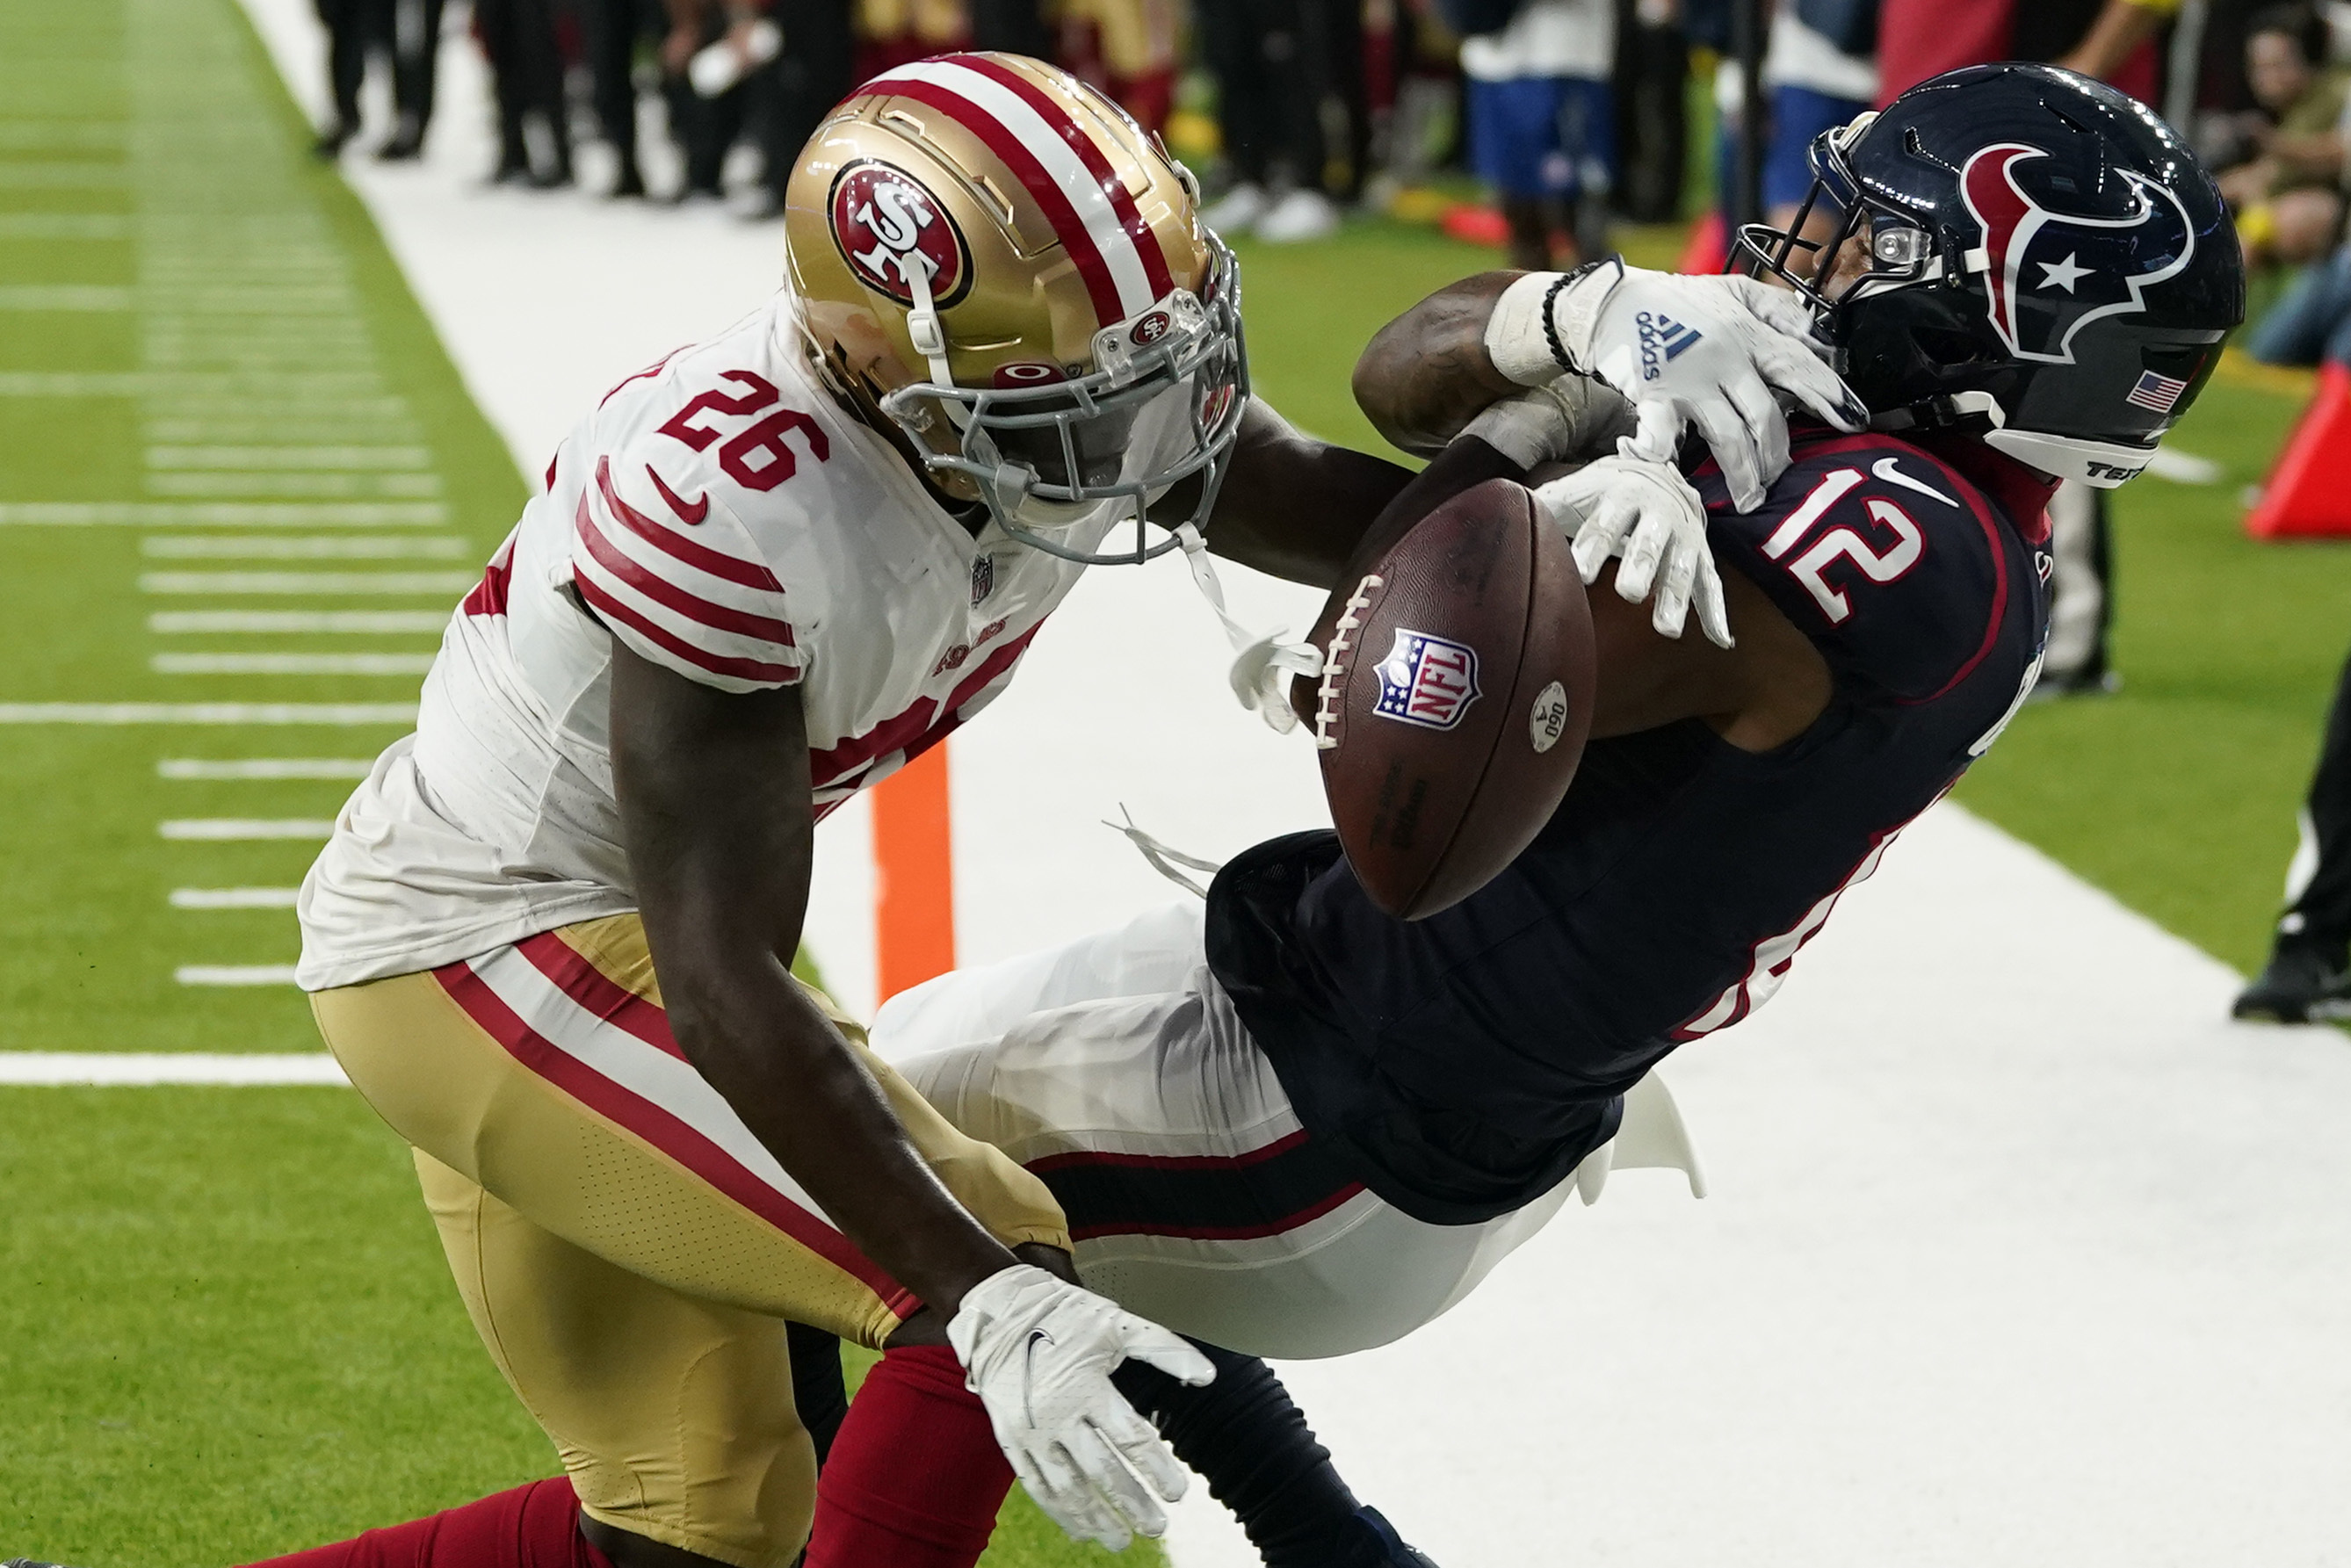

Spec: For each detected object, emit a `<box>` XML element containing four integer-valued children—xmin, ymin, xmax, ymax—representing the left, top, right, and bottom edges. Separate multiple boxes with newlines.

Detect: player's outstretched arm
<box><xmin>1354</xmin><ymin>264</ymin><xmax>1867</xmax><ymax>511</ymax></box>
<box><xmin>608</xmin><ymin>648</ymin><xmax>1210</xmax><ymax>1548</ymax></box>
<box><xmin>1157</xmin><ymin>399</ymin><xmax>1415</xmax><ymax>589</ymax></box>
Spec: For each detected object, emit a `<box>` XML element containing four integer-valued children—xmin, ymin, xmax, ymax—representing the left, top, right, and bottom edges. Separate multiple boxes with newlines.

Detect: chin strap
<box><xmin>900</xmin><ymin>253</ymin><xmax>969</xmax><ymax>432</ymax></box>
<box><xmin>1174</xmin><ymin>524</ymin><xmax>1325</xmax><ymax>734</ymax></box>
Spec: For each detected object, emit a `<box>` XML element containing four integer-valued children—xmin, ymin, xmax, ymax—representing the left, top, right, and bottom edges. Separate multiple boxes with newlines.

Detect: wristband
<box><xmin>1483</xmin><ymin>258</ymin><xmax>1622</xmax><ymax>386</ymax></box>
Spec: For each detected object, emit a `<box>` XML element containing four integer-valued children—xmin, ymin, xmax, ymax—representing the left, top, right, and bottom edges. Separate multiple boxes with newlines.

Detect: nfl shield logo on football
<box><xmin>1372</xmin><ymin>627</ymin><xmax>1481</xmax><ymax>731</ymax></box>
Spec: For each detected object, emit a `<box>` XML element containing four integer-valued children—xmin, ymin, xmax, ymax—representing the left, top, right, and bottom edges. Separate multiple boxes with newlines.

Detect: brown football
<box><xmin>1307</xmin><ymin>477</ymin><xmax>1595</xmax><ymax>920</ymax></box>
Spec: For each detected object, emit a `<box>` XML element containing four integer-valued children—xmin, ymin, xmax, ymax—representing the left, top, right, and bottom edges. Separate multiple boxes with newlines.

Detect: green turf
<box><xmin>6</xmin><ymin>0</ymin><xmax>2349</xmax><ymax>1560</ymax></box>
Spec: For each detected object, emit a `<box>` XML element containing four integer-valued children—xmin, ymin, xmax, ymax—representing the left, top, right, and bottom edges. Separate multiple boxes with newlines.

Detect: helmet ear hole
<box><xmin>1914</xmin><ymin>325</ymin><xmax>1999</xmax><ymax>368</ymax></box>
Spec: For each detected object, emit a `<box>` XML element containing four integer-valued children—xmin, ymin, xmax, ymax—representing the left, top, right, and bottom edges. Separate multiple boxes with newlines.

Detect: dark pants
<box><xmin>314</xmin><ymin>0</ymin><xmax>445</xmax><ymax>136</ymax></box>
<box><xmin>476</xmin><ymin>0</ymin><xmax>572</xmax><ymax>178</ymax></box>
<box><xmin>2276</xmin><ymin>646</ymin><xmax>2351</xmax><ymax>960</ymax></box>
<box><xmin>581</xmin><ymin>0</ymin><xmax>662</xmax><ymax>168</ymax></box>
<box><xmin>1197</xmin><ymin>0</ymin><xmax>1366</xmax><ymax>199</ymax></box>
<box><xmin>969</xmin><ymin>0</ymin><xmax>1051</xmax><ymax>56</ymax></box>
<box><xmin>752</xmin><ymin>0</ymin><xmax>857</xmax><ymax>200</ymax></box>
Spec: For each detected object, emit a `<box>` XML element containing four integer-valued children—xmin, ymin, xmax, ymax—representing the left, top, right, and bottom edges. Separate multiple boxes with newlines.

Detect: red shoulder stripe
<box><xmin>575</xmin><ymin>493</ymin><xmax>797</xmax><ymax>649</ymax></box>
<box><xmin>575</xmin><ymin>574</ymin><xmax>799</xmax><ymax>686</ymax></box>
<box><xmin>593</xmin><ymin>457</ymin><xmax>786</xmax><ymax>595</ymax></box>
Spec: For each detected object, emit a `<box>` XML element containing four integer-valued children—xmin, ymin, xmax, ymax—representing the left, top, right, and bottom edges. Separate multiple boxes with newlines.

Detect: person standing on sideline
<box><xmin>311</xmin><ymin>0</ymin><xmax>447</xmax><ymax>161</ymax></box>
<box><xmin>1197</xmin><ymin>0</ymin><xmax>1367</xmax><ymax>243</ymax></box>
<box><xmin>2238</xmin><ymin>647</ymin><xmax>2351</xmax><ymax>1022</ymax></box>
<box><xmin>1461</xmin><ymin>0</ymin><xmax>1620</xmax><ymax>269</ymax></box>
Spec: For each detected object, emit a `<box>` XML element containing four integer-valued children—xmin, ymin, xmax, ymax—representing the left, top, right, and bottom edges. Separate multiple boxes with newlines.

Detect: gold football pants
<box><xmin>311</xmin><ymin>914</ymin><xmax>1068</xmax><ymax>1568</ymax></box>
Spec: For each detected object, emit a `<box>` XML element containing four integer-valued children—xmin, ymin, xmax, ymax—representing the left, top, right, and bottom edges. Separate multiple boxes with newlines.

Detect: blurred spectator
<box><xmin>754</xmin><ymin>2</ymin><xmax>858</xmax><ymax>215</ymax></box>
<box><xmin>479</xmin><ymin>0</ymin><xmax>574</xmax><ymax>186</ymax></box>
<box><xmin>1614</xmin><ymin>0</ymin><xmax>1690</xmax><ymax>224</ymax></box>
<box><xmin>1757</xmin><ymin>1</ymin><xmax>1875</xmax><ymax>235</ymax></box>
<box><xmin>1458</xmin><ymin>0</ymin><xmax>1618</xmax><ymax>269</ymax></box>
<box><xmin>1197</xmin><ymin>1</ymin><xmax>1367</xmax><ymax>243</ymax></box>
<box><xmin>1877</xmin><ymin>0</ymin><xmax>2181</xmax><ymax>105</ymax></box>
<box><xmin>1058</xmin><ymin>0</ymin><xmax>1182</xmax><ymax>134</ymax></box>
<box><xmin>970</xmin><ymin>0</ymin><xmax>1051</xmax><ymax>54</ymax></box>
<box><xmin>2222</xmin><ymin>5</ymin><xmax>2347</xmax><ymax>269</ymax></box>
<box><xmin>856</xmin><ymin>0</ymin><xmax>971</xmax><ymax>78</ymax></box>
<box><xmin>312</xmin><ymin>0</ymin><xmax>447</xmax><ymax>161</ymax></box>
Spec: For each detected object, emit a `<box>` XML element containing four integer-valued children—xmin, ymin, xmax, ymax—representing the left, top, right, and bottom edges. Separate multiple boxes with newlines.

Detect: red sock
<box><xmin>804</xmin><ymin>1344</ymin><xmax>1015</xmax><ymax>1568</ymax></box>
<box><xmin>242</xmin><ymin>1478</ymin><xmax>611</xmax><ymax>1568</ymax></box>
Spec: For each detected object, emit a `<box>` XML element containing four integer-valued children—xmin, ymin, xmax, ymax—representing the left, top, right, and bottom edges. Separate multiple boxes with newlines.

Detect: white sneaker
<box><xmin>1254</xmin><ymin>187</ymin><xmax>1341</xmax><ymax>244</ymax></box>
<box><xmin>1200</xmin><ymin>182</ymin><xmax>1270</xmax><ymax>237</ymax></box>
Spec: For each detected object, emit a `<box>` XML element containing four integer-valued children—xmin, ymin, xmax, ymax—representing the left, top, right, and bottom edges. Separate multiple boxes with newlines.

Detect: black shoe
<box><xmin>374</xmin><ymin>131</ymin><xmax>423</xmax><ymax>162</ymax></box>
<box><xmin>2232</xmin><ymin>945</ymin><xmax>2351</xmax><ymax>1023</ymax></box>
<box><xmin>610</xmin><ymin>159</ymin><xmax>647</xmax><ymax>199</ymax></box>
<box><xmin>312</xmin><ymin>120</ymin><xmax>358</xmax><ymax>159</ymax></box>
<box><xmin>1347</xmin><ymin>1507</ymin><xmax>1439</xmax><ymax>1567</ymax></box>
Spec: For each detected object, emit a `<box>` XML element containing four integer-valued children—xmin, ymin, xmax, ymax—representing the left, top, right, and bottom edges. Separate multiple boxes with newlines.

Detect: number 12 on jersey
<box><xmin>1759</xmin><ymin>467</ymin><xmax>1924</xmax><ymax>625</ymax></box>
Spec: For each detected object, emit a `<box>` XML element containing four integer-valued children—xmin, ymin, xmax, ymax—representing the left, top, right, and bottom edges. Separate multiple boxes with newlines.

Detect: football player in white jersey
<box><xmin>228</xmin><ymin>48</ymin><xmax>1857</xmax><ymax>1568</ymax></box>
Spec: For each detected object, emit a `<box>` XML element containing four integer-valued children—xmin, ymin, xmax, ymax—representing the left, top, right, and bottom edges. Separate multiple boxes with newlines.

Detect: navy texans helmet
<box><xmin>1736</xmin><ymin>63</ymin><xmax>2244</xmax><ymax>488</ymax></box>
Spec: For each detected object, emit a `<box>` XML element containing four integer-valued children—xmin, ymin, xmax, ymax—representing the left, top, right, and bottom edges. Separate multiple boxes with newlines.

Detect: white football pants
<box><xmin>872</xmin><ymin>900</ymin><xmax>1704</xmax><ymax>1360</ymax></box>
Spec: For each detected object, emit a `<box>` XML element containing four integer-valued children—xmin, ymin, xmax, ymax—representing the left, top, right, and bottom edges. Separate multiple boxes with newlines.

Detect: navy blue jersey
<box><xmin>1204</xmin><ymin>431</ymin><xmax>2054</xmax><ymax>1226</ymax></box>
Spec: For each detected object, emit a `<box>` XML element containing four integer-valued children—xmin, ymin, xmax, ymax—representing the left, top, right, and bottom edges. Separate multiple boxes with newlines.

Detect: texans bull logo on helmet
<box><xmin>830</xmin><ymin>161</ymin><xmax>973</xmax><ymax>309</ymax></box>
<box><xmin>1957</xmin><ymin>142</ymin><xmax>2195</xmax><ymax>367</ymax></box>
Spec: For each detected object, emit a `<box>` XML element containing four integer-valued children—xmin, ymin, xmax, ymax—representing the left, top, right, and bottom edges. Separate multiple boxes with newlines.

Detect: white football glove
<box><xmin>946</xmin><ymin>1263</ymin><xmax>1215</xmax><ymax>1550</ymax></box>
<box><xmin>1536</xmin><ymin>451</ymin><xmax>1733</xmax><ymax>649</ymax></box>
<box><xmin>1486</xmin><ymin>262</ymin><xmax>1867</xmax><ymax>513</ymax></box>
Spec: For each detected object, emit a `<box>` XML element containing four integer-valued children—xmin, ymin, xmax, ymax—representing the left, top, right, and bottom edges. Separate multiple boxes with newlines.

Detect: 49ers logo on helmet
<box><xmin>830</xmin><ymin>161</ymin><xmax>973</xmax><ymax>309</ymax></box>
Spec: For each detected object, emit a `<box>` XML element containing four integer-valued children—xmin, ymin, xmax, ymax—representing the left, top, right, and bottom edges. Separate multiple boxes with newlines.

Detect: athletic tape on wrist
<box><xmin>1484</xmin><ymin>259</ymin><xmax>1624</xmax><ymax>386</ymax></box>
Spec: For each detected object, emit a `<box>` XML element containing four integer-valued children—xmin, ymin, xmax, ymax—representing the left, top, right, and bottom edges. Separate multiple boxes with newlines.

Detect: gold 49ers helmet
<box><xmin>783</xmin><ymin>52</ymin><xmax>1248</xmax><ymax>564</ymax></box>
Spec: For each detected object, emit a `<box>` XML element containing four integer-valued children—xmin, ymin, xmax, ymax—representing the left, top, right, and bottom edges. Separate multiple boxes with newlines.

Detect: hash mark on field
<box><xmin>0</xmin><ymin>285</ymin><xmax>133</xmax><ymax>311</ymax></box>
<box><xmin>145</xmin><ymin>447</ymin><xmax>431</xmax><ymax>471</ymax></box>
<box><xmin>139</xmin><ymin>571</ymin><xmax>476</xmax><ymax>596</ymax></box>
<box><xmin>159</xmin><ymin>820</ymin><xmax>336</xmax><ymax>841</ymax></box>
<box><xmin>157</xmin><ymin>758</ymin><xmax>374</xmax><ymax>779</ymax></box>
<box><xmin>0</xmin><ymin>704</ymin><xmax>416</xmax><ymax>725</ymax></box>
<box><xmin>141</xmin><ymin>535</ymin><xmax>467</xmax><ymax>560</ymax></box>
<box><xmin>170</xmin><ymin>887</ymin><xmax>300</xmax><ymax>909</ymax></box>
<box><xmin>146</xmin><ymin>473</ymin><xmax>443</xmax><ymax>500</ymax></box>
<box><xmin>0</xmin><ymin>1053</ymin><xmax>347</xmax><ymax>1085</ymax></box>
<box><xmin>0</xmin><ymin>503</ymin><xmax>448</xmax><ymax>527</ymax></box>
<box><xmin>151</xmin><ymin>653</ymin><xmax>435</xmax><ymax>676</ymax></box>
<box><xmin>0</xmin><ymin>213</ymin><xmax>133</xmax><ymax>238</ymax></box>
<box><xmin>172</xmin><ymin>966</ymin><xmax>302</xmax><ymax>987</ymax></box>
<box><xmin>149</xmin><ymin>611</ymin><xmax>448</xmax><ymax>634</ymax></box>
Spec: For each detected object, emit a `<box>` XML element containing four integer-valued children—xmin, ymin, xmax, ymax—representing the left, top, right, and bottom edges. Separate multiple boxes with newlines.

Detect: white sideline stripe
<box><xmin>170</xmin><ymin>886</ymin><xmax>300</xmax><ymax>908</ymax></box>
<box><xmin>0</xmin><ymin>502</ymin><xmax>447</xmax><ymax>527</ymax></box>
<box><xmin>159</xmin><ymin>819</ymin><xmax>336</xmax><ymax>840</ymax></box>
<box><xmin>174</xmin><ymin>966</ymin><xmax>304</xmax><ymax>987</ymax></box>
<box><xmin>0</xmin><ymin>1053</ymin><xmax>347</xmax><ymax>1085</ymax></box>
<box><xmin>158</xmin><ymin>757</ymin><xmax>374</xmax><ymax>778</ymax></box>
<box><xmin>140</xmin><ymin>570</ymin><xmax>474</xmax><ymax>595</ymax></box>
<box><xmin>152</xmin><ymin>652</ymin><xmax>435</xmax><ymax>676</ymax></box>
<box><xmin>150</xmin><ymin>611</ymin><xmax>449</xmax><ymax>633</ymax></box>
<box><xmin>141</xmin><ymin>536</ymin><xmax>467</xmax><ymax>560</ymax></box>
<box><xmin>0</xmin><ymin>285</ymin><xmax>133</xmax><ymax>311</ymax></box>
<box><xmin>0</xmin><ymin>704</ymin><xmax>416</xmax><ymax>725</ymax></box>
<box><xmin>469</xmin><ymin>947</ymin><xmax>832</xmax><ymax>1217</ymax></box>
<box><xmin>146</xmin><ymin>445</ymin><xmax>430</xmax><ymax>470</ymax></box>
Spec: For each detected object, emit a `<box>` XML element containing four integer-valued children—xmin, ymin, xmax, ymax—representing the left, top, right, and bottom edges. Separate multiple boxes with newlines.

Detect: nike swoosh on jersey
<box><xmin>1871</xmin><ymin>456</ymin><xmax>1959</xmax><ymax>509</ymax></box>
<box><xmin>647</xmin><ymin>464</ymin><xmax>712</xmax><ymax>525</ymax></box>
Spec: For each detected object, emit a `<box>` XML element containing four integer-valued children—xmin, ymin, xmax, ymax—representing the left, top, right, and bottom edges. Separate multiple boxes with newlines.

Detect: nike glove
<box><xmin>946</xmin><ymin>1263</ymin><xmax>1215</xmax><ymax>1550</ymax></box>
<box><xmin>1486</xmin><ymin>262</ymin><xmax>1868</xmax><ymax>514</ymax></box>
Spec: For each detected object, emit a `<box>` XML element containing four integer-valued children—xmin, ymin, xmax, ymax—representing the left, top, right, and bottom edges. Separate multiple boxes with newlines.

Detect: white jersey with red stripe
<box><xmin>296</xmin><ymin>294</ymin><xmax>1113</xmax><ymax>991</ymax></box>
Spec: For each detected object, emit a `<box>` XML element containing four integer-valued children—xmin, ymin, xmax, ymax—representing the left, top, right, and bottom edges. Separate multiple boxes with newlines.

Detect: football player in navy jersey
<box><xmin>841</xmin><ymin>62</ymin><xmax>2245</xmax><ymax>1568</ymax></box>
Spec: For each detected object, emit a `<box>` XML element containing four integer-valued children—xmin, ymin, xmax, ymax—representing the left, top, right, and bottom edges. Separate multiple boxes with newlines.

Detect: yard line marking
<box><xmin>0</xmin><ymin>704</ymin><xmax>416</xmax><ymax>725</ymax></box>
<box><xmin>151</xmin><ymin>652</ymin><xmax>435</xmax><ymax>676</ymax></box>
<box><xmin>170</xmin><ymin>886</ymin><xmax>300</xmax><ymax>909</ymax></box>
<box><xmin>158</xmin><ymin>819</ymin><xmax>336</xmax><ymax>840</ymax></box>
<box><xmin>139</xmin><ymin>570</ymin><xmax>475</xmax><ymax>595</ymax></box>
<box><xmin>141</xmin><ymin>536</ymin><xmax>467</xmax><ymax>560</ymax></box>
<box><xmin>173</xmin><ymin>966</ymin><xmax>304</xmax><ymax>987</ymax></box>
<box><xmin>0</xmin><ymin>372</ymin><xmax>394</xmax><ymax>396</ymax></box>
<box><xmin>0</xmin><ymin>285</ymin><xmax>133</xmax><ymax>311</ymax></box>
<box><xmin>0</xmin><ymin>123</ymin><xmax>127</xmax><ymax>152</ymax></box>
<box><xmin>0</xmin><ymin>213</ymin><xmax>134</xmax><ymax>238</ymax></box>
<box><xmin>148</xmin><ymin>611</ymin><xmax>447</xmax><ymax>634</ymax></box>
<box><xmin>145</xmin><ymin>445</ymin><xmax>431</xmax><ymax>470</ymax></box>
<box><xmin>0</xmin><ymin>1053</ymin><xmax>348</xmax><ymax>1086</ymax></box>
<box><xmin>157</xmin><ymin>758</ymin><xmax>375</xmax><ymax>779</ymax></box>
<box><xmin>0</xmin><ymin>502</ymin><xmax>447</xmax><ymax>527</ymax></box>
<box><xmin>146</xmin><ymin>473</ymin><xmax>442</xmax><ymax>499</ymax></box>
<box><xmin>0</xmin><ymin>162</ymin><xmax>129</xmax><ymax>188</ymax></box>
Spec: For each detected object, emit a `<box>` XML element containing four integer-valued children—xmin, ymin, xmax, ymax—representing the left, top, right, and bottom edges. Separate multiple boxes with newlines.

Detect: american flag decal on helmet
<box><xmin>2125</xmin><ymin>370</ymin><xmax>2188</xmax><ymax>415</ymax></box>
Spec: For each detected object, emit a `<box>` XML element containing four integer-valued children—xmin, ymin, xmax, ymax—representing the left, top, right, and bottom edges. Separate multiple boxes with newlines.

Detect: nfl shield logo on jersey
<box><xmin>1372</xmin><ymin>628</ymin><xmax>1480</xmax><ymax>731</ymax></box>
<box><xmin>970</xmin><ymin>553</ymin><xmax>995</xmax><ymax>604</ymax></box>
